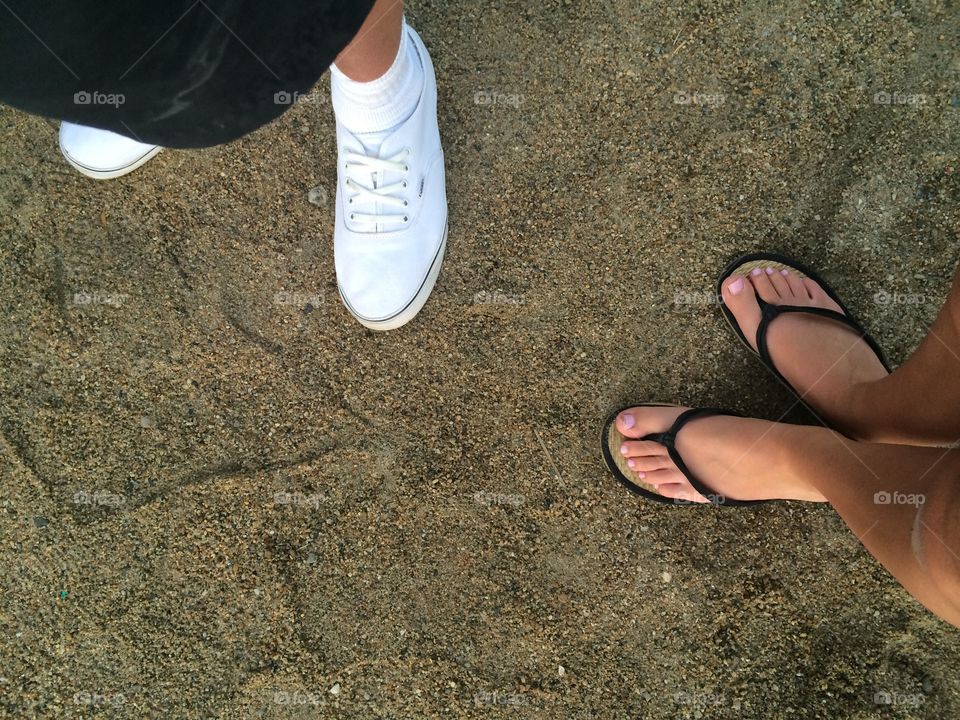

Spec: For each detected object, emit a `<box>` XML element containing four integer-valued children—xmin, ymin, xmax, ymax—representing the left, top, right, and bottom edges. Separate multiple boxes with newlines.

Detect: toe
<box><xmin>767</xmin><ymin>267</ymin><xmax>792</xmax><ymax>296</ymax></box>
<box><xmin>781</xmin><ymin>268</ymin><xmax>811</xmax><ymax>300</ymax></box>
<box><xmin>642</xmin><ymin>468</ymin><xmax>684</xmax><ymax>486</ymax></box>
<box><xmin>657</xmin><ymin>483</ymin><xmax>710</xmax><ymax>505</ymax></box>
<box><xmin>616</xmin><ymin>410</ymin><xmax>643</xmax><ymax>437</ymax></box>
<box><xmin>651</xmin><ymin>480</ymin><xmax>711</xmax><ymax>504</ymax></box>
<box><xmin>722</xmin><ymin>273</ymin><xmax>763</xmax><ymax>351</ymax></box>
<box><xmin>625</xmin><ymin>454</ymin><xmax>673</xmax><ymax>473</ymax></box>
<box><xmin>619</xmin><ymin>440</ymin><xmax>668</xmax><ymax>458</ymax></box>
<box><xmin>802</xmin><ymin>277</ymin><xmax>843</xmax><ymax>313</ymax></box>
<box><xmin>748</xmin><ymin>266</ymin><xmax>781</xmax><ymax>304</ymax></box>
<box><xmin>616</xmin><ymin>406</ymin><xmax>685</xmax><ymax>439</ymax></box>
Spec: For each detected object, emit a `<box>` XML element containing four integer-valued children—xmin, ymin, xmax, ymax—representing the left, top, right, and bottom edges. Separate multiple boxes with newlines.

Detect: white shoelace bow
<box><xmin>343</xmin><ymin>148</ymin><xmax>411</xmax><ymax>231</ymax></box>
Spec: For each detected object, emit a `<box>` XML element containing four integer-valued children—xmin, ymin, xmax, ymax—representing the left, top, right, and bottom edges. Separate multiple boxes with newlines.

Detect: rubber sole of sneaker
<box><xmin>338</xmin><ymin>222</ymin><xmax>447</xmax><ymax>332</ymax></box>
<box><xmin>59</xmin><ymin>144</ymin><xmax>162</xmax><ymax>180</ymax></box>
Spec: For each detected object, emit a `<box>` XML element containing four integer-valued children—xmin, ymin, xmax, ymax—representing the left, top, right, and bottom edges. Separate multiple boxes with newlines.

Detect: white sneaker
<box><xmin>334</xmin><ymin>26</ymin><xmax>447</xmax><ymax>331</ymax></box>
<box><xmin>59</xmin><ymin>122</ymin><xmax>162</xmax><ymax>179</ymax></box>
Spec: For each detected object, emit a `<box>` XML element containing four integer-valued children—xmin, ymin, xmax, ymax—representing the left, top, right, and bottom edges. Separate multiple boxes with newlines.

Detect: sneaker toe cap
<box><xmin>336</xmin><ymin>236</ymin><xmax>443</xmax><ymax>322</ymax></box>
<box><xmin>59</xmin><ymin>122</ymin><xmax>158</xmax><ymax>173</ymax></box>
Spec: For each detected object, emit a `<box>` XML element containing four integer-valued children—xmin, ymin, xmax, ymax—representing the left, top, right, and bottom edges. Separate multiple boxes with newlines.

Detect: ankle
<box><xmin>779</xmin><ymin>423</ymin><xmax>845</xmax><ymax>487</ymax></box>
<box><xmin>832</xmin><ymin>377</ymin><xmax>888</xmax><ymax>441</ymax></box>
<box><xmin>331</xmin><ymin>19</ymin><xmax>422</xmax><ymax>136</ymax></box>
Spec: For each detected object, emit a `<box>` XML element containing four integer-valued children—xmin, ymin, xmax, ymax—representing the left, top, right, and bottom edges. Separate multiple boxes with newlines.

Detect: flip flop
<box><xmin>601</xmin><ymin>403</ymin><xmax>767</xmax><ymax>507</ymax></box>
<box><xmin>716</xmin><ymin>252</ymin><xmax>892</xmax><ymax>411</ymax></box>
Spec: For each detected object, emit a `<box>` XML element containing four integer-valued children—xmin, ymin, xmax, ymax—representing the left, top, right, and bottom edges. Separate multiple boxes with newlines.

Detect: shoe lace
<box><xmin>342</xmin><ymin>148</ymin><xmax>411</xmax><ymax>231</ymax></box>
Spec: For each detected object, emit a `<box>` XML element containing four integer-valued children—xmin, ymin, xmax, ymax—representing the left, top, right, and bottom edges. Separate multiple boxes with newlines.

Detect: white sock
<box><xmin>330</xmin><ymin>18</ymin><xmax>423</xmax><ymax>143</ymax></box>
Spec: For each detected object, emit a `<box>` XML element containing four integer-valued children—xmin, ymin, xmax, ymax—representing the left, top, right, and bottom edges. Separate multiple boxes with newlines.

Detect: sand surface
<box><xmin>2</xmin><ymin>1</ymin><xmax>960</xmax><ymax>717</ymax></box>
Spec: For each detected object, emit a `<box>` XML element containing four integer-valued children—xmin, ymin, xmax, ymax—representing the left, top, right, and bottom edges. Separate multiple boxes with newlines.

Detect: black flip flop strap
<box><xmin>755</xmin><ymin>303</ymin><xmax>887</xmax><ymax>382</ymax></box>
<box><xmin>641</xmin><ymin>408</ymin><xmax>764</xmax><ymax>507</ymax></box>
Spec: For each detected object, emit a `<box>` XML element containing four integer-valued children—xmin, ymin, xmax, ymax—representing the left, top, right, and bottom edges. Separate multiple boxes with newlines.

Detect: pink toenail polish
<box><xmin>620</xmin><ymin>443</ymin><xmax>628</xmax><ymax>455</ymax></box>
<box><xmin>765</xmin><ymin>267</ymin><xmax>775</xmax><ymax>275</ymax></box>
<box><xmin>621</xmin><ymin>414</ymin><xmax>635</xmax><ymax>429</ymax></box>
<box><xmin>780</xmin><ymin>269</ymin><xmax>789</xmax><ymax>276</ymax></box>
<box><xmin>728</xmin><ymin>278</ymin><xmax>744</xmax><ymax>295</ymax></box>
<box><xmin>751</xmin><ymin>268</ymin><xmax>763</xmax><ymax>277</ymax></box>
<box><xmin>638</xmin><ymin>472</ymin><xmax>646</xmax><ymax>479</ymax></box>
<box><xmin>627</xmin><ymin>458</ymin><xmax>635</xmax><ymax>468</ymax></box>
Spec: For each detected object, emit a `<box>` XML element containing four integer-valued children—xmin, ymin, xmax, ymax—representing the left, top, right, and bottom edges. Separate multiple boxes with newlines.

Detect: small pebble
<box><xmin>308</xmin><ymin>186</ymin><xmax>328</xmax><ymax>207</ymax></box>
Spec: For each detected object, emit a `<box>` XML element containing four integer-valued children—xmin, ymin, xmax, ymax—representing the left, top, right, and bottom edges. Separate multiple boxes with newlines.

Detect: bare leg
<box><xmin>333</xmin><ymin>0</ymin><xmax>404</xmax><ymax>81</ymax></box>
<box><xmin>799</xmin><ymin>431</ymin><xmax>960</xmax><ymax>624</ymax></box>
<box><xmin>846</xmin><ymin>263</ymin><xmax>960</xmax><ymax>445</ymax></box>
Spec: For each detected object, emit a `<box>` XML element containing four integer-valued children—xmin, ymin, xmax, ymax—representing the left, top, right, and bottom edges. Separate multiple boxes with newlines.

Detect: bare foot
<box><xmin>615</xmin><ymin>406</ymin><xmax>827</xmax><ymax>503</ymax></box>
<box><xmin>721</xmin><ymin>266</ymin><xmax>888</xmax><ymax>435</ymax></box>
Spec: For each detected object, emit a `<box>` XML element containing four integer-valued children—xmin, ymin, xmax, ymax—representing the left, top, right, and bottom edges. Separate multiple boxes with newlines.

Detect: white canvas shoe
<box><xmin>59</xmin><ymin>122</ymin><xmax>162</xmax><ymax>179</ymax></box>
<box><xmin>333</xmin><ymin>26</ymin><xmax>447</xmax><ymax>331</ymax></box>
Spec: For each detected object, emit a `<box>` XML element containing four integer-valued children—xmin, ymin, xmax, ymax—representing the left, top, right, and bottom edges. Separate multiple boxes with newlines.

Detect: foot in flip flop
<box><xmin>720</xmin><ymin>258</ymin><xmax>889</xmax><ymax>435</ymax></box>
<box><xmin>607</xmin><ymin>406</ymin><xmax>827</xmax><ymax>504</ymax></box>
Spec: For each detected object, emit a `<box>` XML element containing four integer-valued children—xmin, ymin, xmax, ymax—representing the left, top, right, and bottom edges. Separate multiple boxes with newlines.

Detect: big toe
<box><xmin>721</xmin><ymin>274</ymin><xmax>763</xmax><ymax>352</ymax></box>
<box><xmin>615</xmin><ymin>405</ymin><xmax>686</xmax><ymax>439</ymax></box>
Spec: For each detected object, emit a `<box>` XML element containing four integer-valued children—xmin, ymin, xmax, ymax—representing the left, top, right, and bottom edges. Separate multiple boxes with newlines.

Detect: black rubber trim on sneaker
<box><xmin>337</xmin><ymin>222</ymin><xmax>447</xmax><ymax>327</ymax></box>
<box><xmin>601</xmin><ymin>404</ymin><xmax>768</xmax><ymax>507</ymax></box>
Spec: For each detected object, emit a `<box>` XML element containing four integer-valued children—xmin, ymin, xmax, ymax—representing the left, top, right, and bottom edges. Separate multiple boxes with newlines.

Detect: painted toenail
<box><xmin>621</xmin><ymin>414</ymin><xmax>635</xmax><ymax>429</ymax></box>
<box><xmin>728</xmin><ymin>277</ymin><xmax>744</xmax><ymax>295</ymax></box>
<box><xmin>638</xmin><ymin>472</ymin><xmax>646</xmax><ymax>479</ymax></box>
<box><xmin>765</xmin><ymin>267</ymin><xmax>775</xmax><ymax>275</ymax></box>
<box><xmin>780</xmin><ymin>269</ymin><xmax>789</xmax><ymax>276</ymax></box>
<box><xmin>751</xmin><ymin>268</ymin><xmax>763</xmax><ymax>277</ymax></box>
<box><xmin>627</xmin><ymin>458</ymin><xmax>636</xmax><ymax>468</ymax></box>
<box><xmin>620</xmin><ymin>443</ymin><xmax>628</xmax><ymax>456</ymax></box>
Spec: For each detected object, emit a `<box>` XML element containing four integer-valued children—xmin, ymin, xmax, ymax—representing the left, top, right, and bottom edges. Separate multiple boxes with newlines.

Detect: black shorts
<box><xmin>0</xmin><ymin>0</ymin><xmax>374</xmax><ymax>148</ymax></box>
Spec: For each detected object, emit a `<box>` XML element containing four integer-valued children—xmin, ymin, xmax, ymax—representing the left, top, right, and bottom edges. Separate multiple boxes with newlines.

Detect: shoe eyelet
<box><xmin>403</xmin><ymin>165</ymin><xmax>409</xmax><ymax>172</ymax></box>
<box><xmin>348</xmin><ymin>198</ymin><xmax>353</xmax><ymax>204</ymax></box>
<box><xmin>403</xmin><ymin>201</ymin><xmax>408</xmax><ymax>207</ymax></box>
<box><xmin>402</xmin><ymin>181</ymin><xmax>407</xmax><ymax>188</ymax></box>
<box><xmin>350</xmin><ymin>213</ymin><xmax>355</xmax><ymax>220</ymax></box>
<box><xmin>403</xmin><ymin>216</ymin><xmax>408</xmax><ymax>222</ymax></box>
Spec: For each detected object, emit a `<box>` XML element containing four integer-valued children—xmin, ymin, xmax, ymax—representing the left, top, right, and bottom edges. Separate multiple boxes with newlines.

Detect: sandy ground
<box><xmin>2</xmin><ymin>1</ymin><xmax>960</xmax><ymax>717</ymax></box>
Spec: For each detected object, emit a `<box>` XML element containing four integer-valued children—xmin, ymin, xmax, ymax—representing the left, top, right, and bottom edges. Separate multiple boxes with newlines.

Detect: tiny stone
<box><xmin>139</xmin><ymin>416</ymin><xmax>155</xmax><ymax>429</ymax></box>
<box><xmin>33</xmin><ymin>516</ymin><xmax>48</xmax><ymax>528</ymax></box>
<box><xmin>329</xmin><ymin>683</ymin><xmax>341</xmax><ymax>696</ymax></box>
<box><xmin>558</xmin><ymin>665</ymin><xmax>566</xmax><ymax>677</ymax></box>
<box><xmin>661</xmin><ymin>571</ymin><xmax>672</xmax><ymax>583</ymax></box>
<box><xmin>308</xmin><ymin>185</ymin><xmax>328</xmax><ymax>207</ymax></box>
